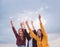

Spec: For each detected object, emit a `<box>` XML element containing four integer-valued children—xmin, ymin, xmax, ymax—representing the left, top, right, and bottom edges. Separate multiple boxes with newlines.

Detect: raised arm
<box><xmin>38</xmin><ymin>15</ymin><xmax>47</xmax><ymax>37</ymax></box>
<box><xmin>26</xmin><ymin>21</ymin><xmax>38</xmax><ymax>40</ymax></box>
<box><xmin>20</xmin><ymin>22</ymin><xmax>24</xmax><ymax>29</ymax></box>
<box><xmin>31</xmin><ymin>21</ymin><xmax>37</xmax><ymax>35</ymax></box>
<box><xmin>20</xmin><ymin>22</ymin><xmax>27</xmax><ymax>29</ymax></box>
<box><xmin>31</xmin><ymin>21</ymin><xmax>35</xmax><ymax>30</ymax></box>
<box><xmin>10</xmin><ymin>20</ymin><xmax>18</xmax><ymax>38</ymax></box>
<box><xmin>20</xmin><ymin>22</ymin><xmax>31</xmax><ymax>41</ymax></box>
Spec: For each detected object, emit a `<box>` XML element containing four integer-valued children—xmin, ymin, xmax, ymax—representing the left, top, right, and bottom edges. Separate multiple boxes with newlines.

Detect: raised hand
<box><xmin>20</xmin><ymin>22</ymin><xmax>22</xmax><ymax>26</ymax></box>
<box><xmin>26</xmin><ymin>21</ymin><xmax>30</xmax><ymax>28</ymax></box>
<box><xmin>10</xmin><ymin>19</ymin><xmax>14</xmax><ymax>26</ymax></box>
<box><xmin>31</xmin><ymin>21</ymin><xmax>33</xmax><ymax>25</ymax></box>
<box><xmin>31</xmin><ymin>21</ymin><xmax>35</xmax><ymax>30</ymax></box>
<box><xmin>22</xmin><ymin>22</ymin><xmax>26</xmax><ymax>29</ymax></box>
<box><xmin>38</xmin><ymin>14</ymin><xmax>41</xmax><ymax>21</ymax></box>
<box><xmin>26</xmin><ymin>21</ymin><xmax>28</xmax><ymax>25</ymax></box>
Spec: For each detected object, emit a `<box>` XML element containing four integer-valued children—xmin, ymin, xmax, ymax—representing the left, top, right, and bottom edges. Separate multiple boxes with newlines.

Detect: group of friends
<box><xmin>10</xmin><ymin>15</ymin><xmax>49</xmax><ymax>47</ymax></box>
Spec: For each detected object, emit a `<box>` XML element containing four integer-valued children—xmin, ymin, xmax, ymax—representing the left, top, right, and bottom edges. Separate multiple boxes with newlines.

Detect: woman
<box><xmin>10</xmin><ymin>20</ymin><xmax>26</xmax><ymax>47</ymax></box>
<box><xmin>26</xmin><ymin>15</ymin><xmax>49</xmax><ymax>47</ymax></box>
<box><xmin>21</xmin><ymin>21</ymin><xmax>37</xmax><ymax>47</ymax></box>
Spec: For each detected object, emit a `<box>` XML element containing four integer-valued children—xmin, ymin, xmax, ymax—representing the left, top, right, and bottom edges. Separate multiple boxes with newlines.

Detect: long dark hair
<box><xmin>18</xmin><ymin>28</ymin><xmax>25</xmax><ymax>39</ymax></box>
<box><xmin>37</xmin><ymin>29</ymin><xmax>43</xmax><ymax>41</ymax></box>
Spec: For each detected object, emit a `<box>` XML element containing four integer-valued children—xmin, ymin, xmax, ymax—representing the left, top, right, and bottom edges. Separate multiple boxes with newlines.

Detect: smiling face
<box><xmin>37</xmin><ymin>29</ymin><xmax>42</xmax><ymax>37</ymax></box>
<box><xmin>18</xmin><ymin>29</ymin><xmax>24</xmax><ymax>37</ymax></box>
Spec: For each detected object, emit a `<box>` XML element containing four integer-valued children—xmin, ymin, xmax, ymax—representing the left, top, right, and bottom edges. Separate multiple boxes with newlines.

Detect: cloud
<box><xmin>9</xmin><ymin>5</ymin><xmax>49</xmax><ymax>29</ymax></box>
<box><xmin>0</xmin><ymin>1</ymin><xmax>60</xmax><ymax>47</ymax></box>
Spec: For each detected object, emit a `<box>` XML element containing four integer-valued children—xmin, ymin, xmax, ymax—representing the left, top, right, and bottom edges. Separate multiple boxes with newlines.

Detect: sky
<box><xmin>0</xmin><ymin>0</ymin><xmax>60</xmax><ymax>47</ymax></box>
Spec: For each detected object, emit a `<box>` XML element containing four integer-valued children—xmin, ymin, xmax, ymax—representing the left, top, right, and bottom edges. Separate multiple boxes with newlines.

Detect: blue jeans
<box><xmin>18</xmin><ymin>45</ymin><xmax>25</xmax><ymax>47</ymax></box>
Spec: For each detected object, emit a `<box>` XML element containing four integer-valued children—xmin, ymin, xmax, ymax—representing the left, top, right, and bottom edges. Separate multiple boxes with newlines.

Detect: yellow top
<box><xmin>28</xmin><ymin>21</ymin><xmax>49</xmax><ymax>47</ymax></box>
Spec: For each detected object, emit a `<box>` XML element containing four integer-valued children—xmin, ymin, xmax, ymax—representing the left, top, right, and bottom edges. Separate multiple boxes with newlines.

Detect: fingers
<box><xmin>39</xmin><ymin>14</ymin><xmax>41</xmax><ymax>19</ymax></box>
<box><xmin>31</xmin><ymin>20</ymin><xmax>35</xmax><ymax>30</ymax></box>
<box><xmin>20</xmin><ymin>22</ymin><xmax>23</xmax><ymax>26</ymax></box>
<box><xmin>10</xmin><ymin>14</ymin><xmax>41</xmax><ymax>27</ymax></box>
<box><xmin>22</xmin><ymin>22</ymin><xmax>24</xmax><ymax>25</ymax></box>
<box><xmin>10</xmin><ymin>19</ymin><xmax>14</xmax><ymax>26</ymax></box>
<box><xmin>26</xmin><ymin>21</ymin><xmax>28</xmax><ymax>25</ymax></box>
<box><xmin>20</xmin><ymin>22</ymin><xmax>25</xmax><ymax>27</ymax></box>
<box><xmin>38</xmin><ymin>14</ymin><xmax>41</xmax><ymax>21</ymax></box>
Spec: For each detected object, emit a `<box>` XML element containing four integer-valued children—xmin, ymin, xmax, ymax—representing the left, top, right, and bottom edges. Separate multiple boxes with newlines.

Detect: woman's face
<box><xmin>37</xmin><ymin>29</ymin><xmax>41</xmax><ymax>37</ymax></box>
<box><xmin>19</xmin><ymin>29</ymin><xmax>24</xmax><ymax>37</ymax></box>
